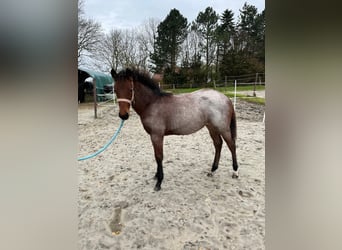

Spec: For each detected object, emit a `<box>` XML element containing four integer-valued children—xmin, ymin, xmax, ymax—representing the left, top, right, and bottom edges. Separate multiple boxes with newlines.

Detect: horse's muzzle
<box><xmin>119</xmin><ymin>113</ymin><xmax>129</xmax><ymax>120</ymax></box>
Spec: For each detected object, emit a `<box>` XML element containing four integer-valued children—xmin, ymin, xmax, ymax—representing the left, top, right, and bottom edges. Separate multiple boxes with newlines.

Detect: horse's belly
<box><xmin>166</xmin><ymin>114</ymin><xmax>206</xmax><ymax>135</ymax></box>
<box><xmin>168</xmin><ymin>125</ymin><xmax>203</xmax><ymax>135</ymax></box>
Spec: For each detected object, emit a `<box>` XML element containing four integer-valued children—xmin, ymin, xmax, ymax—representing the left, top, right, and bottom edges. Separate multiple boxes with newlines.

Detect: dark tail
<box><xmin>230</xmin><ymin>108</ymin><xmax>237</xmax><ymax>142</ymax></box>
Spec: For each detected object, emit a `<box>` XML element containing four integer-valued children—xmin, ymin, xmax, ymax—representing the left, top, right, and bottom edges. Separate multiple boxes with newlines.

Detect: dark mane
<box><xmin>119</xmin><ymin>68</ymin><xmax>172</xmax><ymax>97</ymax></box>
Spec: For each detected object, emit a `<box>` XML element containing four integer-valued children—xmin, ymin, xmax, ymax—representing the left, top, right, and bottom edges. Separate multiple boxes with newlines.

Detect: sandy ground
<box><xmin>78</xmin><ymin>97</ymin><xmax>265</xmax><ymax>250</ymax></box>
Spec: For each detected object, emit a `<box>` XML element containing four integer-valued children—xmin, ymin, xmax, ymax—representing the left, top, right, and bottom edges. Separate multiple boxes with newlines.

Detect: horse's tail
<box><xmin>230</xmin><ymin>108</ymin><xmax>237</xmax><ymax>142</ymax></box>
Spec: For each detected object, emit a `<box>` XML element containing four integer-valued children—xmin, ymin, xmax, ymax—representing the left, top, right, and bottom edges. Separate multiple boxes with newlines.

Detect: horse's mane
<box><xmin>119</xmin><ymin>68</ymin><xmax>172</xmax><ymax>97</ymax></box>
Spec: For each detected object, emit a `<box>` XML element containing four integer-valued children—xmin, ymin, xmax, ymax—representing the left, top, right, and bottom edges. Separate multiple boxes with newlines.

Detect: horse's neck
<box><xmin>132</xmin><ymin>82</ymin><xmax>158</xmax><ymax>116</ymax></box>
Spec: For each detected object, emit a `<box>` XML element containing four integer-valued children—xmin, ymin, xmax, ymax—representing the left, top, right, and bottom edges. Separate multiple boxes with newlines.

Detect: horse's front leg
<box><xmin>150</xmin><ymin>134</ymin><xmax>164</xmax><ymax>191</ymax></box>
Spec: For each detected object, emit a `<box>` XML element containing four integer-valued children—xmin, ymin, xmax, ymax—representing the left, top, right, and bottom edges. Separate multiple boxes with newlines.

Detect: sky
<box><xmin>83</xmin><ymin>0</ymin><xmax>265</xmax><ymax>34</ymax></box>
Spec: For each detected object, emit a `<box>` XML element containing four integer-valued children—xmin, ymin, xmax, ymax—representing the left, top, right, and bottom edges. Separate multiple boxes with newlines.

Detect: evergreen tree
<box><xmin>219</xmin><ymin>4</ymin><xmax>265</xmax><ymax>78</ymax></box>
<box><xmin>150</xmin><ymin>8</ymin><xmax>188</xmax><ymax>74</ymax></box>
<box><xmin>254</xmin><ymin>10</ymin><xmax>265</xmax><ymax>64</ymax></box>
<box><xmin>238</xmin><ymin>3</ymin><xmax>259</xmax><ymax>56</ymax></box>
<box><xmin>218</xmin><ymin>9</ymin><xmax>236</xmax><ymax>55</ymax></box>
<box><xmin>215</xmin><ymin>9</ymin><xmax>236</xmax><ymax>81</ymax></box>
<box><xmin>195</xmin><ymin>7</ymin><xmax>219</xmax><ymax>83</ymax></box>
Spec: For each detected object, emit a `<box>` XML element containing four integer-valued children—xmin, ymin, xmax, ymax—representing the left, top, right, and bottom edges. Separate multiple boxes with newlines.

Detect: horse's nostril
<box><xmin>119</xmin><ymin>113</ymin><xmax>129</xmax><ymax>120</ymax></box>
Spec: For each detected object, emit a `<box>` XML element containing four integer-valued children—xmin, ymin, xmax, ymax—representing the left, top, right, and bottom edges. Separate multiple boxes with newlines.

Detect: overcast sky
<box><xmin>83</xmin><ymin>0</ymin><xmax>265</xmax><ymax>34</ymax></box>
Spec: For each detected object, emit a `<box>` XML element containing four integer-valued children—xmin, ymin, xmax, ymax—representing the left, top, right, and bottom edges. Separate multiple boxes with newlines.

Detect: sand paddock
<box><xmin>78</xmin><ymin>98</ymin><xmax>265</xmax><ymax>249</ymax></box>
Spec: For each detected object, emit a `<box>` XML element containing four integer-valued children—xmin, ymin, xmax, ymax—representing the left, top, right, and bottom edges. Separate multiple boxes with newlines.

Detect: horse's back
<box><xmin>190</xmin><ymin>89</ymin><xmax>232</xmax><ymax>110</ymax></box>
<box><xmin>145</xmin><ymin>89</ymin><xmax>233</xmax><ymax>135</ymax></box>
<box><xmin>191</xmin><ymin>89</ymin><xmax>233</xmax><ymax>129</ymax></box>
<box><xmin>192</xmin><ymin>88</ymin><xmax>230</xmax><ymax>103</ymax></box>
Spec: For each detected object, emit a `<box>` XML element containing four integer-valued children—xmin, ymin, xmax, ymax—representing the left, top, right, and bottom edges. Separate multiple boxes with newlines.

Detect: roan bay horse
<box><xmin>111</xmin><ymin>68</ymin><xmax>239</xmax><ymax>191</ymax></box>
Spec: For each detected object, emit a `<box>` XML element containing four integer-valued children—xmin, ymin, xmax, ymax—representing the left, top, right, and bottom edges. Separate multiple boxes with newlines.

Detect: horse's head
<box><xmin>111</xmin><ymin>68</ymin><xmax>134</xmax><ymax>120</ymax></box>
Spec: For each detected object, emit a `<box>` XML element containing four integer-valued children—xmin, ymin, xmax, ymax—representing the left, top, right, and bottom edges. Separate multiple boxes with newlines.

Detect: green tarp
<box><xmin>78</xmin><ymin>68</ymin><xmax>114</xmax><ymax>101</ymax></box>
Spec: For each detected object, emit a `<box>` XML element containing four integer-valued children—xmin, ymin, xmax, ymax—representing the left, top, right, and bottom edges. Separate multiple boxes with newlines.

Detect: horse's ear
<box><xmin>110</xmin><ymin>69</ymin><xmax>117</xmax><ymax>79</ymax></box>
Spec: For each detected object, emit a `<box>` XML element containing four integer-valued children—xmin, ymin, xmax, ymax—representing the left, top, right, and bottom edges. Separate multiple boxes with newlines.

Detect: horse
<box><xmin>111</xmin><ymin>68</ymin><xmax>239</xmax><ymax>191</ymax></box>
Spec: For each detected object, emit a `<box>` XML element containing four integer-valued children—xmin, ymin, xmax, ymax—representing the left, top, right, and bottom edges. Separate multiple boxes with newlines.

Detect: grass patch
<box><xmin>168</xmin><ymin>88</ymin><xmax>201</xmax><ymax>94</ymax></box>
<box><xmin>240</xmin><ymin>96</ymin><xmax>265</xmax><ymax>105</ymax></box>
<box><xmin>166</xmin><ymin>84</ymin><xmax>264</xmax><ymax>94</ymax></box>
<box><xmin>224</xmin><ymin>92</ymin><xmax>265</xmax><ymax>105</ymax></box>
<box><xmin>224</xmin><ymin>92</ymin><xmax>246</xmax><ymax>98</ymax></box>
<box><xmin>165</xmin><ymin>86</ymin><xmax>265</xmax><ymax>105</ymax></box>
<box><xmin>217</xmin><ymin>85</ymin><xmax>265</xmax><ymax>92</ymax></box>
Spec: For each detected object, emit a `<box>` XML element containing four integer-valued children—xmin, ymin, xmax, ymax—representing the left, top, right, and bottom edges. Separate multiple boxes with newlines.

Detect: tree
<box><xmin>220</xmin><ymin>49</ymin><xmax>250</xmax><ymax>77</ymax></box>
<box><xmin>119</xmin><ymin>29</ymin><xmax>138</xmax><ymax>68</ymax></box>
<box><xmin>78</xmin><ymin>0</ymin><xmax>102</xmax><ymax>66</ymax></box>
<box><xmin>93</xmin><ymin>29</ymin><xmax>123</xmax><ymax>72</ymax></box>
<box><xmin>254</xmin><ymin>10</ymin><xmax>265</xmax><ymax>64</ymax></box>
<box><xmin>179</xmin><ymin>24</ymin><xmax>205</xmax><ymax>86</ymax></box>
<box><xmin>93</xmin><ymin>28</ymin><xmax>150</xmax><ymax>72</ymax></box>
<box><xmin>138</xmin><ymin>18</ymin><xmax>160</xmax><ymax>71</ymax></box>
<box><xmin>195</xmin><ymin>7</ymin><xmax>219</xmax><ymax>82</ymax></box>
<box><xmin>218</xmin><ymin>9</ymin><xmax>236</xmax><ymax>55</ymax></box>
<box><xmin>237</xmin><ymin>3</ymin><xmax>259</xmax><ymax>56</ymax></box>
<box><xmin>189</xmin><ymin>53</ymin><xmax>206</xmax><ymax>86</ymax></box>
<box><xmin>218</xmin><ymin>4</ymin><xmax>265</xmax><ymax>78</ymax></box>
<box><xmin>213</xmin><ymin>10</ymin><xmax>235</xmax><ymax>81</ymax></box>
<box><xmin>150</xmin><ymin>8</ymin><xmax>188</xmax><ymax>74</ymax></box>
<box><xmin>237</xmin><ymin>3</ymin><xmax>265</xmax><ymax>73</ymax></box>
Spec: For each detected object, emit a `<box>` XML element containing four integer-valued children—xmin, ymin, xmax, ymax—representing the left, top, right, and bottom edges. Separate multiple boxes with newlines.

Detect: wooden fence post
<box><xmin>93</xmin><ymin>79</ymin><xmax>97</xmax><ymax>119</ymax></box>
<box><xmin>254</xmin><ymin>73</ymin><xmax>258</xmax><ymax>97</ymax></box>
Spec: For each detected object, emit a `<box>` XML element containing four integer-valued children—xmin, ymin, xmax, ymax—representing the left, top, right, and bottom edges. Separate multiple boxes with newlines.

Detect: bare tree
<box><xmin>143</xmin><ymin>18</ymin><xmax>159</xmax><ymax>54</ymax></box>
<box><xmin>135</xmin><ymin>19</ymin><xmax>159</xmax><ymax>70</ymax></box>
<box><xmin>137</xmin><ymin>18</ymin><xmax>159</xmax><ymax>71</ymax></box>
<box><xmin>180</xmin><ymin>26</ymin><xmax>201</xmax><ymax>66</ymax></box>
<box><xmin>78</xmin><ymin>0</ymin><xmax>85</xmax><ymax>16</ymax></box>
<box><xmin>78</xmin><ymin>0</ymin><xmax>103</xmax><ymax>66</ymax></box>
<box><xmin>88</xmin><ymin>17</ymin><xmax>161</xmax><ymax>72</ymax></box>
<box><xmin>94</xmin><ymin>28</ymin><xmax>140</xmax><ymax>71</ymax></box>
<box><xmin>93</xmin><ymin>29</ymin><xmax>123</xmax><ymax>72</ymax></box>
<box><xmin>120</xmin><ymin>29</ymin><xmax>137</xmax><ymax>68</ymax></box>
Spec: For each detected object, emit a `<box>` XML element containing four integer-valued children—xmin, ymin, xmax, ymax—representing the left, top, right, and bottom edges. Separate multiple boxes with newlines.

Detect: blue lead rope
<box><xmin>78</xmin><ymin>119</ymin><xmax>125</xmax><ymax>161</ymax></box>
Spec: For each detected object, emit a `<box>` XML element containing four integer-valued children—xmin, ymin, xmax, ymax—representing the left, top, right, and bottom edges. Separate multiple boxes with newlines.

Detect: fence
<box><xmin>160</xmin><ymin>72</ymin><xmax>265</xmax><ymax>90</ymax></box>
<box><xmin>80</xmin><ymin>79</ymin><xmax>116</xmax><ymax>119</ymax></box>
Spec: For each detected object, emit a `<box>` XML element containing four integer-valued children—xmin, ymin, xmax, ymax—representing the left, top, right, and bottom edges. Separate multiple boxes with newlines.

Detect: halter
<box><xmin>116</xmin><ymin>80</ymin><xmax>135</xmax><ymax>105</ymax></box>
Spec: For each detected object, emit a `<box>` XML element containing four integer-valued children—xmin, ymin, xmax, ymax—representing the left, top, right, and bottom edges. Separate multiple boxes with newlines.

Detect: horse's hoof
<box><xmin>154</xmin><ymin>185</ymin><xmax>161</xmax><ymax>191</ymax></box>
<box><xmin>232</xmin><ymin>171</ymin><xmax>239</xmax><ymax>179</ymax></box>
<box><xmin>207</xmin><ymin>172</ymin><xmax>214</xmax><ymax>177</ymax></box>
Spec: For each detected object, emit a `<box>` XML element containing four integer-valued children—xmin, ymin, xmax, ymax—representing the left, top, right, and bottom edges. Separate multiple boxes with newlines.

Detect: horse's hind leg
<box><xmin>150</xmin><ymin>134</ymin><xmax>164</xmax><ymax>191</ymax></box>
<box><xmin>221</xmin><ymin>131</ymin><xmax>239</xmax><ymax>178</ymax></box>
<box><xmin>206</xmin><ymin>126</ymin><xmax>223</xmax><ymax>176</ymax></box>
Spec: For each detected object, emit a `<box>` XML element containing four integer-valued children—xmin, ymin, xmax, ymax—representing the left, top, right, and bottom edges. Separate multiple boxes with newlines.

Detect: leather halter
<box><xmin>116</xmin><ymin>80</ymin><xmax>134</xmax><ymax>105</ymax></box>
